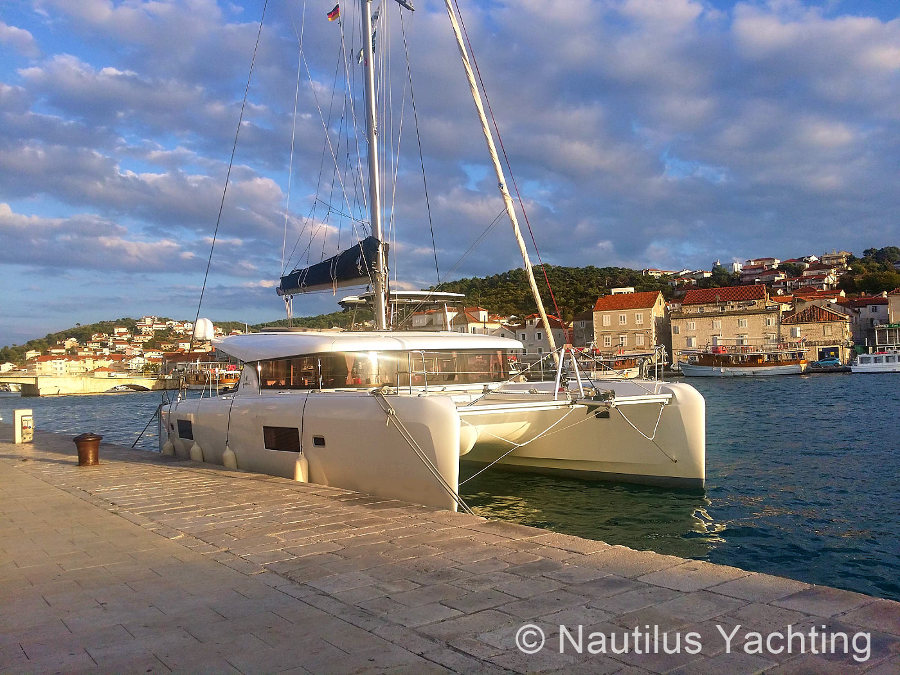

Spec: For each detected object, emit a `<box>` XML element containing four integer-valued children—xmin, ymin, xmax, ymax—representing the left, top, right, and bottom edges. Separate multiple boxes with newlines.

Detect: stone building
<box><xmin>780</xmin><ymin>305</ymin><xmax>853</xmax><ymax>363</ymax></box>
<box><xmin>670</xmin><ymin>285</ymin><xmax>782</xmax><ymax>364</ymax></box>
<box><xmin>591</xmin><ymin>291</ymin><xmax>666</xmax><ymax>355</ymax></box>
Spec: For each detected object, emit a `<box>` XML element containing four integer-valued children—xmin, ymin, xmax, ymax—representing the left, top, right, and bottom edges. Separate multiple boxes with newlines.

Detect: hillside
<box><xmin>431</xmin><ymin>266</ymin><xmax>675</xmax><ymax>321</ymax></box>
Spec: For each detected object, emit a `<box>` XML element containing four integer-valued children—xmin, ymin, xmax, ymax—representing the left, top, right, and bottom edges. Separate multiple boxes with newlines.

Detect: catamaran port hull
<box><xmin>161</xmin><ymin>392</ymin><xmax>466</xmax><ymax>512</ymax></box>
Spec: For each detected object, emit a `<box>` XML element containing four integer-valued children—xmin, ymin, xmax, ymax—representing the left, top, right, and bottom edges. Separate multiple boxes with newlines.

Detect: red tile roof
<box><xmin>782</xmin><ymin>305</ymin><xmax>850</xmax><ymax>324</ymax></box>
<box><xmin>681</xmin><ymin>285</ymin><xmax>767</xmax><ymax>305</ymax></box>
<box><xmin>593</xmin><ymin>291</ymin><xmax>662</xmax><ymax>312</ymax></box>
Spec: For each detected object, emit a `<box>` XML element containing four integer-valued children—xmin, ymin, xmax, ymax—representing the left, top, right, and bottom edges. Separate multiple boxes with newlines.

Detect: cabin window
<box><xmin>176</xmin><ymin>419</ymin><xmax>193</xmax><ymax>440</ymax></box>
<box><xmin>257</xmin><ymin>350</ymin><xmax>514</xmax><ymax>390</ymax></box>
<box><xmin>263</xmin><ymin>426</ymin><xmax>301</xmax><ymax>452</ymax></box>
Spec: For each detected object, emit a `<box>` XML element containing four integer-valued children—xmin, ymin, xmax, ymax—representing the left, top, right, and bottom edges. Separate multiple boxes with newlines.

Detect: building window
<box><xmin>602</xmin><ymin>315</ymin><xmax>611</xmax><ymax>327</ymax></box>
<box><xmin>791</xmin><ymin>327</ymin><xmax>801</xmax><ymax>338</ymax></box>
<box><xmin>636</xmin><ymin>333</ymin><xmax>645</xmax><ymax>347</ymax></box>
<box><xmin>824</xmin><ymin>325</ymin><xmax>833</xmax><ymax>336</ymax></box>
<box><xmin>672</xmin><ymin>325</ymin><xmax>680</xmax><ymax>335</ymax></box>
<box><xmin>619</xmin><ymin>314</ymin><xmax>627</xmax><ymax>325</ymax></box>
<box><xmin>712</xmin><ymin>335</ymin><xmax>722</xmax><ymax>346</ymax></box>
<box><xmin>603</xmin><ymin>335</ymin><xmax>612</xmax><ymax>347</ymax></box>
<box><xmin>635</xmin><ymin>313</ymin><xmax>644</xmax><ymax>325</ymax></box>
<box><xmin>618</xmin><ymin>335</ymin><xmax>627</xmax><ymax>346</ymax></box>
<box><xmin>737</xmin><ymin>335</ymin><xmax>748</xmax><ymax>345</ymax></box>
<box><xmin>520</xmin><ymin>333</ymin><xmax>526</xmax><ymax>341</ymax></box>
<box><xmin>765</xmin><ymin>317</ymin><xmax>775</xmax><ymax>327</ymax></box>
<box><xmin>536</xmin><ymin>331</ymin><xmax>543</xmax><ymax>341</ymax></box>
<box><xmin>687</xmin><ymin>321</ymin><xmax>696</xmax><ymax>331</ymax></box>
<box><xmin>686</xmin><ymin>337</ymin><xmax>697</xmax><ymax>348</ymax></box>
<box><xmin>738</xmin><ymin>318</ymin><xmax>748</xmax><ymax>328</ymax></box>
<box><xmin>713</xmin><ymin>319</ymin><xmax>722</xmax><ymax>330</ymax></box>
<box><xmin>871</xmin><ymin>306</ymin><xmax>879</xmax><ymax>313</ymax></box>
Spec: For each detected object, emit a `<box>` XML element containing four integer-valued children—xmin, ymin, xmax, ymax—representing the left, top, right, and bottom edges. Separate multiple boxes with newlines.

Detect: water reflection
<box><xmin>459</xmin><ymin>467</ymin><xmax>725</xmax><ymax>559</ymax></box>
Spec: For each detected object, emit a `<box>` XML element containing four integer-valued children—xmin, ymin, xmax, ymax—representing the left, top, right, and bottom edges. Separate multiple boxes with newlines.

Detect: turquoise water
<box><xmin>2</xmin><ymin>374</ymin><xmax>898</xmax><ymax>601</ymax></box>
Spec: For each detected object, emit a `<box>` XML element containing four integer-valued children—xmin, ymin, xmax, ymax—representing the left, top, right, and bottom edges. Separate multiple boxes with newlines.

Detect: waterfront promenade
<box><xmin>1</xmin><ymin>426</ymin><xmax>898</xmax><ymax>673</ymax></box>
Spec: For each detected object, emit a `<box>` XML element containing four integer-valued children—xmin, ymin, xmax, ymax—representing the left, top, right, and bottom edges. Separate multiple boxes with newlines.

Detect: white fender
<box><xmin>294</xmin><ymin>453</ymin><xmax>309</xmax><ymax>482</ymax></box>
<box><xmin>222</xmin><ymin>444</ymin><xmax>237</xmax><ymax>469</ymax></box>
<box><xmin>189</xmin><ymin>441</ymin><xmax>204</xmax><ymax>462</ymax></box>
<box><xmin>161</xmin><ymin>438</ymin><xmax>175</xmax><ymax>456</ymax></box>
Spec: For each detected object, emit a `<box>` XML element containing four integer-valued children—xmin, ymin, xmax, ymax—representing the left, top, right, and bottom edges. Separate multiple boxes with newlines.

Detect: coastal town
<box><xmin>2</xmin><ymin>249</ymin><xmax>899</xmax><ymax>391</ymax></box>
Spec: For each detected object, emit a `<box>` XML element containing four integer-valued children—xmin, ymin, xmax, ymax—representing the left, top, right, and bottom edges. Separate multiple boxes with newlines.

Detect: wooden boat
<box><xmin>679</xmin><ymin>345</ymin><xmax>807</xmax><ymax>377</ymax></box>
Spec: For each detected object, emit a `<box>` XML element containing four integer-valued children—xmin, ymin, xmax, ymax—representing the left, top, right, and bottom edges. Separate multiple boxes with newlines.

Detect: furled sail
<box><xmin>277</xmin><ymin>236</ymin><xmax>382</xmax><ymax>295</ymax></box>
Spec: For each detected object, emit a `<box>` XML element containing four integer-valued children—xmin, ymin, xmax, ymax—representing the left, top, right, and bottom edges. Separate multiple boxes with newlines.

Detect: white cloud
<box><xmin>0</xmin><ymin>21</ymin><xmax>40</xmax><ymax>58</ymax></box>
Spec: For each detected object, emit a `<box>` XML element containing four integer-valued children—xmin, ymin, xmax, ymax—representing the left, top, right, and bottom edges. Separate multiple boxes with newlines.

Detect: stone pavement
<box><xmin>1</xmin><ymin>425</ymin><xmax>898</xmax><ymax>674</ymax></box>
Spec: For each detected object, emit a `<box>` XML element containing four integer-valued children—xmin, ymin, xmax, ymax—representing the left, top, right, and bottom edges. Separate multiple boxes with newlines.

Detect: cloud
<box><xmin>0</xmin><ymin>21</ymin><xmax>40</xmax><ymax>58</ymax></box>
<box><xmin>0</xmin><ymin>202</ymin><xmax>194</xmax><ymax>271</ymax></box>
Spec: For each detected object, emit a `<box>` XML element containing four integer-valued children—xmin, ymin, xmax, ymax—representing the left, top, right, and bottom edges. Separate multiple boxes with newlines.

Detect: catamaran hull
<box><xmin>160</xmin><ymin>392</ymin><xmax>465</xmax><ymax>511</ymax></box>
<box><xmin>459</xmin><ymin>380</ymin><xmax>705</xmax><ymax>489</ymax></box>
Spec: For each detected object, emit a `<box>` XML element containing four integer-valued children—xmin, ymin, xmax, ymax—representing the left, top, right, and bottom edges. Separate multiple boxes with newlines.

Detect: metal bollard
<box><xmin>73</xmin><ymin>433</ymin><xmax>103</xmax><ymax>466</ymax></box>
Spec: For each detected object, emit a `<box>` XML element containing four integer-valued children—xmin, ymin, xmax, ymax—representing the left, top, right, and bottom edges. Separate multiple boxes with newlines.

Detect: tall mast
<box><xmin>361</xmin><ymin>0</ymin><xmax>388</xmax><ymax>330</ymax></box>
<box><xmin>443</xmin><ymin>0</ymin><xmax>559</xmax><ymax>358</ymax></box>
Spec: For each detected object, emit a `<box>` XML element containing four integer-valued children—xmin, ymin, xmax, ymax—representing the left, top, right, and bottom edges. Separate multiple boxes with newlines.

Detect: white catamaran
<box><xmin>159</xmin><ymin>0</ymin><xmax>706</xmax><ymax>511</ymax></box>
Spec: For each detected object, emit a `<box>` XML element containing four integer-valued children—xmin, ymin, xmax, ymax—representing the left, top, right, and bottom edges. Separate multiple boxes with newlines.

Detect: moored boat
<box><xmin>678</xmin><ymin>344</ymin><xmax>807</xmax><ymax>377</ymax></box>
<box><xmin>157</xmin><ymin>0</ymin><xmax>706</xmax><ymax>511</ymax></box>
<box><xmin>851</xmin><ymin>349</ymin><xmax>900</xmax><ymax>373</ymax></box>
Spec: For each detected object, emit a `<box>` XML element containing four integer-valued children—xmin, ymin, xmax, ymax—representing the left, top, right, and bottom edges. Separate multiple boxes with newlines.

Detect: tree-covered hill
<box><xmin>431</xmin><ymin>265</ymin><xmax>675</xmax><ymax>320</ymax></box>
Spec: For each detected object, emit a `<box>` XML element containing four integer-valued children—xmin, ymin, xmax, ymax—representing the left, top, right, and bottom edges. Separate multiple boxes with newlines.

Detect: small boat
<box><xmin>181</xmin><ymin>363</ymin><xmax>242</xmax><ymax>391</ymax></box>
<box><xmin>571</xmin><ymin>348</ymin><xmax>662</xmax><ymax>380</ymax></box>
<box><xmin>807</xmin><ymin>357</ymin><xmax>851</xmax><ymax>374</ymax></box>
<box><xmin>851</xmin><ymin>349</ymin><xmax>900</xmax><ymax>373</ymax></box>
<box><xmin>679</xmin><ymin>344</ymin><xmax>807</xmax><ymax>377</ymax></box>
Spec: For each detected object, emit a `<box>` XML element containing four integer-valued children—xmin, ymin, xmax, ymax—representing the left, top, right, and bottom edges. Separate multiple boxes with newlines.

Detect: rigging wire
<box><xmin>400</xmin><ymin>8</ymin><xmax>441</xmax><ymax>285</ymax></box>
<box><xmin>451</xmin><ymin>0</ymin><xmax>568</xmax><ymax>336</ymax></box>
<box><xmin>282</xmin><ymin>1</ymin><xmax>307</xmax><ymax>274</ymax></box>
<box><xmin>191</xmin><ymin>0</ymin><xmax>268</xmax><ymax>351</ymax></box>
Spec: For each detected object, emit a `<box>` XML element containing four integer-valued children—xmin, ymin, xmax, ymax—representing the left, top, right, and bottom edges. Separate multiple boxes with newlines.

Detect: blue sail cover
<box><xmin>277</xmin><ymin>236</ymin><xmax>382</xmax><ymax>296</ymax></box>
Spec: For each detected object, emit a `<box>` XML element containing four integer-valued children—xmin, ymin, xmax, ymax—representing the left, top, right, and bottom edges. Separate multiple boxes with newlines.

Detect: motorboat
<box><xmin>852</xmin><ymin>349</ymin><xmax>900</xmax><ymax>373</ymax></box>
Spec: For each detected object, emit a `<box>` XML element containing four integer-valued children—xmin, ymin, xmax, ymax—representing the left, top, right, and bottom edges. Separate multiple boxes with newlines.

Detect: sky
<box><xmin>1</xmin><ymin>0</ymin><xmax>899</xmax><ymax>347</ymax></box>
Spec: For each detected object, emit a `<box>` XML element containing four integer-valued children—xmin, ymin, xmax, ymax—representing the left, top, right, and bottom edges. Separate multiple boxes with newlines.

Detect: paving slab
<box><xmin>1</xmin><ymin>424</ymin><xmax>897</xmax><ymax>673</ymax></box>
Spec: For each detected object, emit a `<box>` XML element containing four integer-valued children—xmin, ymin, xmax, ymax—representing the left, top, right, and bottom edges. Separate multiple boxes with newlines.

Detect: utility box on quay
<box><xmin>14</xmin><ymin>409</ymin><xmax>34</xmax><ymax>444</ymax></box>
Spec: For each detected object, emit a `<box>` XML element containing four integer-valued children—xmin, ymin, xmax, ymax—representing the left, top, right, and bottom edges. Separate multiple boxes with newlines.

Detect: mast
<box><xmin>443</xmin><ymin>0</ymin><xmax>559</xmax><ymax>359</ymax></box>
<box><xmin>361</xmin><ymin>0</ymin><xmax>388</xmax><ymax>330</ymax></box>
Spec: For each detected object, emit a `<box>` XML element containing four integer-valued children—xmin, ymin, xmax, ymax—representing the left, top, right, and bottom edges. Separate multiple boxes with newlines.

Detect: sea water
<box><xmin>2</xmin><ymin>373</ymin><xmax>897</xmax><ymax>601</ymax></box>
